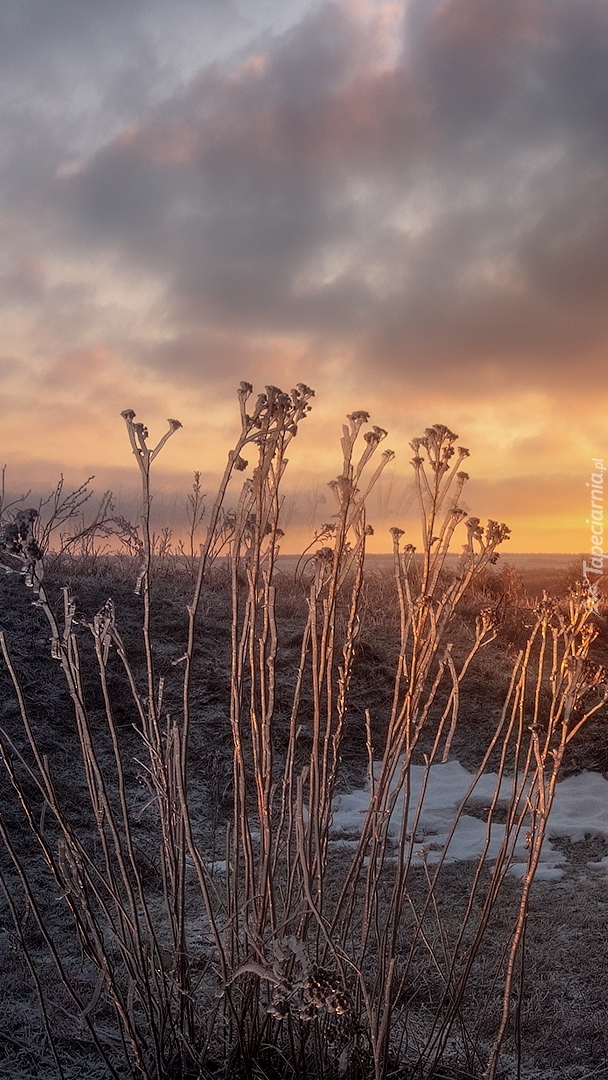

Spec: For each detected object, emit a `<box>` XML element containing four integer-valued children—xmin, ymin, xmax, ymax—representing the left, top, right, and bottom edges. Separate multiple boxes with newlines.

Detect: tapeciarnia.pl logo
<box><xmin>582</xmin><ymin>458</ymin><xmax>605</xmax><ymax>614</ymax></box>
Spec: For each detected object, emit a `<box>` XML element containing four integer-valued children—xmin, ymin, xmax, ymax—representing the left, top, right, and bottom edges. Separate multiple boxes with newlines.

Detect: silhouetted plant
<box><xmin>1</xmin><ymin>393</ymin><xmax>606</xmax><ymax>1080</ymax></box>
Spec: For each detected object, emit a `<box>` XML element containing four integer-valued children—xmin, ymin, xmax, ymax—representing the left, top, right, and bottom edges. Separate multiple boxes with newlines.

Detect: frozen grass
<box><xmin>1</xmin><ymin>388</ymin><xmax>608</xmax><ymax>1080</ymax></box>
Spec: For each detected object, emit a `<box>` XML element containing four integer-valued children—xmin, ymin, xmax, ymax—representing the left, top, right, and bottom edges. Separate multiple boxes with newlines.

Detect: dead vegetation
<box><xmin>1</xmin><ymin>387</ymin><xmax>607</xmax><ymax>1080</ymax></box>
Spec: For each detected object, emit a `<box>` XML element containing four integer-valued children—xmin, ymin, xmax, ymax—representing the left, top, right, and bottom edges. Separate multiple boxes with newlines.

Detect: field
<box><xmin>1</xmin><ymin>390</ymin><xmax>608</xmax><ymax>1080</ymax></box>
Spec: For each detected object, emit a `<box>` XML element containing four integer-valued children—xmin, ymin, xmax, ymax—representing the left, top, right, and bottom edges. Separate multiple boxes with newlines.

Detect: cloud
<box><xmin>37</xmin><ymin>0</ymin><xmax>606</xmax><ymax>404</ymax></box>
<box><xmin>2</xmin><ymin>0</ymin><xmax>608</xmax><ymax>552</ymax></box>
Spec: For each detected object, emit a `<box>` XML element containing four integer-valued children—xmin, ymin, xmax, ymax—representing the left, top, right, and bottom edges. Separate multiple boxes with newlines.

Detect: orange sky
<box><xmin>1</xmin><ymin>0</ymin><xmax>607</xmax><ymax>555</ymax></box>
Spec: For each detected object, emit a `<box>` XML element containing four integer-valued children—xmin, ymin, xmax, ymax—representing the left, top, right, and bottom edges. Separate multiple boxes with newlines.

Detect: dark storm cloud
<box><xmin>0</xmin><ymin>3</ymin><xmax>309</xmax><ymax>414</ymax></box>
<box><xmin>52</xmin><ymin>0</ymin><xmax>608</xmax><ymax>392</ymax></box>
<box><xmin>5</xmin><ymin>0</ymin><xmax>608</xmax><ymax>396</ymax></box>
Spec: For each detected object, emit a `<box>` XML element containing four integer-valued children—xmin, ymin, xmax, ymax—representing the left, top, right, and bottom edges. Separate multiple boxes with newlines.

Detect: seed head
<box><xmin>563</xmin><ymin>656</ymin><xmax>608</xmax><ymax>695</ymax></box>
<box><xmin>486</xmin><ymin>520</ymin><xmax>511</xmax><ymax>545</ymax></box>
<box><xmin>314</xmin><ymin>547</ymin><xmax>335</xmax><ymax>565</ymax></box>
<box><xmin>477</xmin><ymin>606</ymin><xmax>499</xmax><ymax>634</ymax></box>
<box><xmin>293</xmin><ymin>383</ymin><xmax>314</xmax><ymax>401</ymax></box>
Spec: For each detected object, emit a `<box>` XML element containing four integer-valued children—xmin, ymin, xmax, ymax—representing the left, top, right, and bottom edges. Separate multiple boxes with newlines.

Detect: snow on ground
<box><xmin>331</xmin><ymin>761</ymin><xmax>608</xmax><ymax>882</ymax></box>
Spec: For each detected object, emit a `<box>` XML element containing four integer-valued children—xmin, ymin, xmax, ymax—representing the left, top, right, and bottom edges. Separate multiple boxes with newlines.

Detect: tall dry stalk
<box><xmin>184</xmin><ymin>402</ymin><xmax>395</xmax><ymax>1074</ymax></box>
<box><xmin>318</xmin><ymin>424</ymin><xmax>511</xmax><ymax>1078</ymax></box>
<box><xmin>1</xmin><ymin>397</ymin><xmax>606</xmax><ymax>1080</ymax></box>
<box><xmin>482</xmin><ymin>593</ymin><xmax>608</xmax><ymax>1080</ymax></box>
<box><xmin>0</xmin><ymin>415</ymin><xmax>208</xmax><ymax>1079</ymax></box>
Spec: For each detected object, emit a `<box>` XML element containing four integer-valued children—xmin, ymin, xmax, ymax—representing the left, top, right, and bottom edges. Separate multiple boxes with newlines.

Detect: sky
<box><xmin>1</xmin><ymin>0</ymin><xmax>608</xmax><ymax>553</ymax></box>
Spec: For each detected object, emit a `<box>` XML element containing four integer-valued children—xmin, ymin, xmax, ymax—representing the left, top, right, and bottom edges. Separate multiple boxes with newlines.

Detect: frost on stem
<box><xmin>121</xmin><ymin>409</ymin><xmax>183</xmax><ymax>468</ymax></box>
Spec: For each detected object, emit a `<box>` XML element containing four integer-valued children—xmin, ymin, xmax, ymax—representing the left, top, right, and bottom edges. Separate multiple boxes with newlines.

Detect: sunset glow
<box><xmin>1</xmin><ymin>0</ymin><xmax>607</xmax><ymax>554</ymax></box>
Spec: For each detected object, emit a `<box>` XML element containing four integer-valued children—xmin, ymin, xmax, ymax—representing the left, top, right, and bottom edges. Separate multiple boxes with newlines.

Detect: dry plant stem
<box><xmin>121</xmin><ymin>411</ymin><xmax>181</xmax><ymax>733</ymax></box>
<box><xmin>2</xmin><ymin>412</ymin><xmax>209</xmax><ymax>1078</ymax></box>
<box><xmin>414</xmin><ymin>670</ymin><xmax>531</xmax><ymax>1073</ymax></box>
<box><xmin>325</xmin><ymin>426</ymin><xmax>511</xmax><ymax>1078</ymax></box>
<box><xmin>4</xmin><ymin>400</ymin><xmax>607</xmax><ymax>1080</ymax></box>
<box><xmin>420</xmin><ymin>609</ymin><xmax>572</xmax><ymax>1072</ymax></box>
<box><xmin>0</xmin><ymin>822</ymin><xmax>123</xmax><ymax>1080</ymax></box>
<box><xmin>483</xmin><ymin>597</ymin><xmax>608</xmax><ymax>1080</ymax></box>
<box><xmin>18</xmin><ymin>630</ymin><xmax>172</xmax><ymax>1072</ymax></box>
<box><xmin>179</xmin><ymin>386</ymin><xmax>317</xmax><ymax>1057</ymax></box>
<box><xmin>218</xmin><ymin>401</ymin><xmax>392</xmax><ymax>1068</ymax></box>
<box><xmin>0</xmin><ymin>633</ymin><xmax>127</xmax><ymax>1080</ymax></box>
<box><xmin>122</xmin><ymin>411</ymin><xmax>200</xmax><ymax>1065</ymax></box>
<box><xmin>182</xmin><ymin>384</ymin><xmax>313</xmax><ymax>767</ymax></box>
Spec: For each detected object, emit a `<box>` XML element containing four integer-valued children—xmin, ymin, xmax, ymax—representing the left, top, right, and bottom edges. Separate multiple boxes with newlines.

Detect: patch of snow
<box><xmin>547</xmin><ymin>771</ymin><xmax>608</xmax><ymax>842</ymax></box>
<box><xmin>331</xmin><ymin>761</ymin><xmax>608</xmax><ymax>883</ymax></box>
<box><xmin>587</xmin><ymin>854</ymin><xmax>608</xmax><ymax>876</ymax></box>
